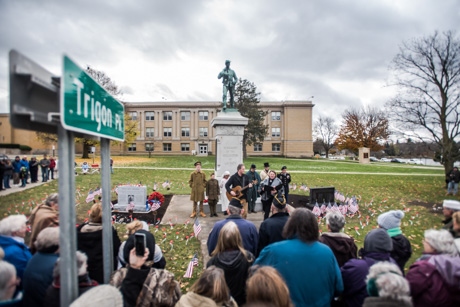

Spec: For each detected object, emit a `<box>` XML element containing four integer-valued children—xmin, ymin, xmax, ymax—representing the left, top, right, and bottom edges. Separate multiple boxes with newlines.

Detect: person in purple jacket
<box><xmin>340</xmin><ymin>228</ymin><xmax>395</xmax><ymax>307</ymax></box>
<box><xmin>406</xmin><ymin>229</ymin><xmax>460</xmax><ymax>307</ymax></box>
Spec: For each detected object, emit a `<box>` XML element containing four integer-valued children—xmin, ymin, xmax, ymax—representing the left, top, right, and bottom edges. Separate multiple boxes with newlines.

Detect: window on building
<box><xmin>163</xmin><ymin>143</ymin><xmax>172</xmax><ymax>152</ymax></box>
<box><xmin>199</xmin><ymin>111</ymin><xmax>208</xmax><ymax>121</ymax></box>
<box><xmin>271</xmin><ymin>111</ymin><xmax>281</xmax><ymax>121</ymax></box>
<box><xmin>163</xmin><ymin>111</ymin><xmax>173</xmax><ymax>121</ymax></box>
<box><xmin>145</xmin><ymin>143</ymin><xmax>154</xmax><ymax>151</ymax></box>
<box><xmin>145</xmin><ymin>112</ymin><xmax>155</xmax><ymax>121</ymax></box>
<box><xmin>272</xmin><ymin>127</ymin><xmax>281</xmax><ymax>137</ymax></box>
<box><xmin>145</xmin><ymin>127</ymin><xmax>154</xmax><ymax>138</ymax></box>
<box><xmin>181</xmin><ymin>111</ymin><xmax>190</xmax><ymax>121</ymax></box>
<box><xmin>163</xmin><ymin>127</ymin><xmax>172</xmax><ymax>137</ymax></box>
<box><xmin>254</xmin><ymin>143</ymin><xmax>263</xmax><ymax>152</ymax></box>
<box><xmin>181</xmin><ymin>143</ymin><xmax>190</xmax><ymax>152</ymax></box>
<box><xmin>181</xmin><ymin>127</ymin><xmax>190</xmax><ymax>137</ymax></box>
<box><xmin>128</xmin><ymin>111</ymin><xmax>137</xmax><ymax>121</ymax></box>
<box><xmin>272</xmin><ymin>143</ymin><xmax>281</xmax><ymax>152</ymax></box>
<box><xmin>128</xmin><ymin>143</ymin><xmax>137</xmax><ymax>151</ymax></box>
<box><xmin>199</xmin><ymin>127</ymin><xmax>208</xmax><ymax>137</ymax></box>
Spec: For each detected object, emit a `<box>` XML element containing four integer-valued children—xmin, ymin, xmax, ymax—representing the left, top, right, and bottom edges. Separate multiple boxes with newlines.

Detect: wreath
<box><xmin>147</xmin><ymin>192</ymin><xmax>165</xmax><ymax>212</ymax></box>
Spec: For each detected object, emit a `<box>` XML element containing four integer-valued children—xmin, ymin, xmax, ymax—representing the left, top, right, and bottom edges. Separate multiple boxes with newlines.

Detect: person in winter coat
<box><xmin>206</xmin><ymin>172</ymin><xmax>221</xmax><ymax>217</ymax></box>
<box><xmin>48</xmin><ymin>157</ymin><xmax>56</xmax><ymax>180</ymax></box>
<box><xmin>406</xmin><ymin>229</ymin><xmax>460</xmax><ymax>307</ymax></box>
<box><xmin>39</xmin><ymin>154</ymin><xmax>50</xmax><ymax>182</ymax></box>
<box><xmin>0</xmin><ymin>215</ymin><xmax>32</xmax><ymax>286</ymax></box>
<box><xmin>22</xmin><ymin>227</ymin><xmax>60</xmax><ymax>307</ymax></box>
<box><xmin>362</xmin><ymin>262</ymin><xmax>413</xmax><ymax>307</ymax></box>
<box><xmin>319</xmin><ymin>211</ymin><xmax>358</xmax><ymax>267</ymax></box>
<box><xmin>176</xmin><ymin>266</ymin><xmax>237</xmax><ymax>307</ymax></box>
<box><xmin>29</xmin><ymin>156</ymin><xmax>39</xmax><ymax>183</ymax></box>
<box><xmin>255</xmin><ymin>208</ymin><xmax>343</xmax><ymax>307</ymax></box>
<box><xmin>19</xmin><ymin>166</ymin><xmax>27</xmax><ymax>187</ymax></box>
<box><xmin>446</xmin><ymin>166</ymin><xmax>460</xmax><ymax>195</ymax></box>
<box><xmin>377</xmin><ymin>210</ymin><xmax>412</xmax><ymax>273</ymax></box>
<box><xmin>28</xmin><ymin>193</ymin><xmax>59</xmax><ymax>254</ymax></box>
<box><xmin>245</xmin><ymin>164</ymin><xmax>261</xmax><ymax>214</ymax></box>
<box><xmin>44</xmin><ymin>251</ymin><xmax>98</xmax><ymax>307</ymax></box>
<box><xmin>340</xmin><ymin>228</ymin><xmax>396</xmax><ymax>307</ymax></box>
<box><xmin>207</xmin><ymin>221</ymin><xmax>255</xmax><ymax>306</ymax></box>
<box><xmin>257</xmin><ymin>192</ymin><xmax>289</xmax><ymax>257</ymax></box>
<box><xmin>245</xmin><ymin>266</ymin><xmax>293</xmax><ymax>307</ymax></box>
<box><xmin>219</xmin><ymin>171</ymin><xmax>231</xmax><ymax>215</ymax></box>
<box><xmin>0</xmin><ymin>261</ymin><xmax>22</xmax><ymax>307</ymax></box>
<box><xmin>189</xmin><ymin>161</ymin><xmax>207</xmax><ymax>218</ymax></box>
<box><xmin>3</xmin><ymin>159</ymin><xmax>13</xmax><ymax>189</ymax></box>
<box><xmin>11</xmin><ymin>156</ymin><xmax>21</xmax><ymax>186</ymax></box>
<box><xmin>76</xmin><ymin>203</ymin><xmax>121</xmax><ymax>284</ymax></box>
<box><xmin>19</xmin><ymin>156</ymin><xmax>29</xmax><ymax>184</ymax></box>
<box><xmin>258</xmin><ymin>170</ymin><xmax>284</xmax><ymax>220</ymax></box>
<box><xmin>225</xmin><ymin>164</ymin><xmax>253</xmax><ymax>220</ymax></box>
<box><xmin>442</xmin><ymin>199</ymin><xmax>460</xmax><ymax>238</ymax></box>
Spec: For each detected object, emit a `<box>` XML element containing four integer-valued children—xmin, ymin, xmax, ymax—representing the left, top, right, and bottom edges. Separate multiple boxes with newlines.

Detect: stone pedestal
<box><xmin>211</xmin><ymin>111</ymin><xmax>248</xmax><ymax>177</ymax></box>
<box><xmin>359</xmin><ymin>147</ymin><xmax>370</xmax><ymax>164</ymax></box>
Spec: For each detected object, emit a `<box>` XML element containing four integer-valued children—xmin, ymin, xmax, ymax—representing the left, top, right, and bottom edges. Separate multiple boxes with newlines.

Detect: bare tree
<box><xmin>314</xmin><ymin>116</ymin><xmax>338</xmax><ymax>158</ymax></box>
<box><xmin>388</xmin><ymin>31</ymin><xmax>460</xmax><ymax>174</ymax></box>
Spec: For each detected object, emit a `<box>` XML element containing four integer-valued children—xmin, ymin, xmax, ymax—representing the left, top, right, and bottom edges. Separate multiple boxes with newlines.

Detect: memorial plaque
<box><xmin>114</xmin><ymin>185</ymin><xmax>147</xmax><ymax>211</ymax></box>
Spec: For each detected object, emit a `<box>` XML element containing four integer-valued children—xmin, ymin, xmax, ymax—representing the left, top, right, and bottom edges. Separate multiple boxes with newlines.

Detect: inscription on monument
<box><xmin>114</xmin><ymin>185</ymin><xmax>147</xmax><ymax>211</ymax></box>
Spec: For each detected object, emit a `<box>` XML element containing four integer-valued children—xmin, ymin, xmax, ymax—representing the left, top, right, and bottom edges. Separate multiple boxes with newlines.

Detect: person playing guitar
<box><xmin>225</xmin><ymin>164</ymin><xmax>253</xmax><ymax>219</ymax></box>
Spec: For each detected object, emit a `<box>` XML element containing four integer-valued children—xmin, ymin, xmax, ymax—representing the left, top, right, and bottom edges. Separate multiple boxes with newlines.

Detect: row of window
<box><xmin>127</xmin><ymin>143</ymin><xmax>281</xmax><ymax>152</ymax></box>
<box><xmin>143</xmin><ymin>127</ymin><xmax>280</xmax><ymax>138</ymax></box>
<box><xmin>128</xmin><ymin>111</ymin><xmax>282</xmax><ymax>122</ymax></box>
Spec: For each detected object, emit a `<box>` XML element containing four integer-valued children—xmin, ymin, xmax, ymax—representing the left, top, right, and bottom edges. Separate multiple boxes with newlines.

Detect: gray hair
<box><xmin>34</xmin><ymin>227</ymin><xmax>59</xmax><ymax>252</ymax></box>
<box><xmin>0</xmin><ymin>261</ymin><xmax>16</xmax><ymax>299</ymax></box>
<box><xmin>54</xmin><ymin>251</ymin><xmax>88</xmax><ymax>278</ymax></box>
<box><xmin>45</xmin><ymin>193</ymin><xmax>59</xmax><ymax>207</ymax></box>
<box><xmin>0</xmin><ymin>215</ymin><xmax>27</xmax><ymax>236</ymax></box>
<box><xmin>424</xmin><ymin>229</ymin><xmax>458</xmax><ymax>256</ymax></box>
<box><xmin>228</xmin><ymin>205</ymin><xmax>242</xmax><ymax>215</ymax></box>
<box><xmin>325</xmin><ymin>211</ymin><xmax>346</xmax><ymax>232</ymax></box>
<box><xmin>366</xmin><ymin>262</ymin><xmax>411</xmax><ymax>305</ymax></box>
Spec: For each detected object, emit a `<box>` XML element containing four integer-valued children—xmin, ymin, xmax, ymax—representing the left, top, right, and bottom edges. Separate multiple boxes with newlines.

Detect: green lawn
<box><xmin>0</xmin><ymin>156</ymin><xmax>451</xmax><ymax>279</ymax></box>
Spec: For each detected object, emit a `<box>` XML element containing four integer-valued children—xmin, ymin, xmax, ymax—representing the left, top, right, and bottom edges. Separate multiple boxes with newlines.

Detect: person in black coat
<box><xmin>0</xmin><ymin>159</ymin><xmax>5</xmax><ymax>191</ymax></box>
<box><xmin>77</xmin><ymin>203</ymin><xmax>121</xmax><ymax>284</ymax></box>
<box><xmin>122</xmin><ymin>229</ymin><xmax>166</xmax><ymax>270</ymax></box>
<box><xmin>257</xmin><ymin>193</ymin><xmax>289</xmax><ymax>256</ymax></box>
<box><xmin>225</xmin><ymin>164</ymin><xmax>253</xmax><ymax>219</ymax></box>
<box><xmin>29</xmin><ymin>157</ymin><xmax>39</xmax><ymax>183</ymax></box>
<box><xmin>277</xmin><ymin>166</ymin><xmax>291</xmax><ymax>203</ymax></box>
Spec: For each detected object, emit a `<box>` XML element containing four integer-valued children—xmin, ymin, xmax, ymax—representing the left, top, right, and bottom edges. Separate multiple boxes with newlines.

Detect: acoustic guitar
<box><xmin>226</xmin><ymin>180</ymin><xmax>258</xmax><ymax>201</ymax></box>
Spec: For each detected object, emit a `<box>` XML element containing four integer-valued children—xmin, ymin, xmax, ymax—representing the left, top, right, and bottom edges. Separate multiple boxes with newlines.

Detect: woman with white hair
<box><xmin>22</xmin><ymin>227</ymin><xmax>60</xmax><ymax>307</ymax></box>
<box><xmin>219</xmin><ymin>171</ymin><xmax>231</xmax><ymax>215</ymax></box>
<box><xmin>0</xmin><ymin>215</ymin><xmax>31</xmax><ymax>283</ymax></box>
<box><xmin>406</xmin><ymin>229</ymin><xmax>460</xmax><ymax>307</ymax></box>
<box><xmin>0</xmin><ymin>261</ymin><xmax>22</xmax><ymax>306</ymax></box>
<box><xmin>363</xmin><ymin>262</ymin><xmax>412</xmax><ymax>307</ymax></box>
<box><xmin>319</xmin><ymin>211</ymin><xmax>357</xmax><ymax>267</ymax></box>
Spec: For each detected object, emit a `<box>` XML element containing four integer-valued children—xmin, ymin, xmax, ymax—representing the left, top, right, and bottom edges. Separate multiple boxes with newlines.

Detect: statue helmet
<box><xmin>225</xmin><ymin>60</ymin><xmax>231</xmax><ymax>64</ymax></box>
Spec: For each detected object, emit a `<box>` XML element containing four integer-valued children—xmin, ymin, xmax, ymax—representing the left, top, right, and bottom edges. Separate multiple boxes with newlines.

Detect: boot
<box><xmin>190</xmin><ymin>202</ymin><xmax>197</xmax><ymax>218</ymax></box>
<box><xmin>199</xmin><ymin>202</ymin><xmax>206</xmax><ymax>217</ymax></box>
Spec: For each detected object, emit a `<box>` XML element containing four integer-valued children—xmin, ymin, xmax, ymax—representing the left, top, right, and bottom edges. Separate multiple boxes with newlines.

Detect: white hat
<box><xmin>443</xmin><ymin>200</ymin><xmax>460</xmax><ymax>211</ymax></box>
<box><xmin>223</xmin><ymin>171</ymin><xmax>230</xmax><ymax>176</ymax></box>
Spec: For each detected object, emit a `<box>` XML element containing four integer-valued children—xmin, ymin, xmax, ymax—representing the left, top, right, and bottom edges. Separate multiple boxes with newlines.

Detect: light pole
<box><xmin>52</xmin><ymin>145</ymin><xmax>55</xmax><ymax>157</ymax></box>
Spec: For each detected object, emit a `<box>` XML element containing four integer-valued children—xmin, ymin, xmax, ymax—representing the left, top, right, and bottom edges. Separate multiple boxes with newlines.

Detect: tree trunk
<box><xmin>82</xmin><ymin>142</ymin><xmax>90</xmax><ymax>159</ymax></box>
<box><xmin>242</xmin><ymin>136</ymin><xmax>248</xmax><ymax>159</ymax></box>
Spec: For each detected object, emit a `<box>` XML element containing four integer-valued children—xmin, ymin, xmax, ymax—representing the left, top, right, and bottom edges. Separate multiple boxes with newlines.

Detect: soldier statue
<box><xmin>218</xmin><ymin>60</ymin><xmax>238</xmax><ymax>110</ymax></box>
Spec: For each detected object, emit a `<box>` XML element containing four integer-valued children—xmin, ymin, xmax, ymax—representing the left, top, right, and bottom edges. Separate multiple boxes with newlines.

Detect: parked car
<box><xmin>0</xmin><ymin>154</ymin><xmax>9</xmax><ymax>160</ymax></box>
<box><xmin>380</xmin><ymin>158</ymin><xmax>392</xmax><ymax>162</ymax></box>
<box><xmin>408</xmin><ymin>159</ymin><xmax>424</xmax><ymax>165</ymax></box>
<box><xmin>391</xmin><ymin>158</ymin><xmax>405</xmax><ymax>163</ymax></box>
<box><xmin>370</xmin><ymin>157</ymin><xmax>379</xmax><ymax>162</ymax></box>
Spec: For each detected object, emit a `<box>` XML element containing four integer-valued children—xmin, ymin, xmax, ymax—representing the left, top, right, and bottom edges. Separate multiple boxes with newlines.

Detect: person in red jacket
<box><xmin>48</xmin><ymin>157</ymin><xmax>56</xmax><ymax>180</ymax></box>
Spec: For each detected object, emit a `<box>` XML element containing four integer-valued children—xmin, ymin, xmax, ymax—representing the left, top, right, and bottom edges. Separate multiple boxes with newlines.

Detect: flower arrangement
<box><xmin>147</xmin><ymin>192</ymin><xmax>165</xmax><ymax>212</ymax></box>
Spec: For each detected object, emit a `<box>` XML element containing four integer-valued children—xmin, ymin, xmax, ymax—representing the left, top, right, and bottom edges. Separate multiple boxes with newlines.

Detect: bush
<box><xmin>0</xmin><ymin>144</ymin><xmax>20</xmax><ymax>149</ymax></box>
<box><xmin>19</xmin><ymin>145</ymin><xmax>32</xmax><ymax>151</ymax></box>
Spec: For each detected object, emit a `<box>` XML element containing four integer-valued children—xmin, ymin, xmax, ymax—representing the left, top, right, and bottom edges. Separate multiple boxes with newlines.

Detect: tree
<box><xmin>314</xmin><ymin>116</ymin><xmax>338</xmax><ymax>158</ymax></box>
<box><xmin>36</xmin><ymin>66</ymin><xmax>138</xmax><ymax>158</ymax></box>
<box><xmin>234</xmin><ymin>79</ymin><xmax>269</xmax><ymax>158</ymax></box>
<box><xmin>388</xmin><ymin>31</ymin><xmax>460</xmax><ymax>174</ymax></box>
<box><xmin>335</xmin><ymin>107</ymin><xmax>390</xmax><ymax>153</ymax></box>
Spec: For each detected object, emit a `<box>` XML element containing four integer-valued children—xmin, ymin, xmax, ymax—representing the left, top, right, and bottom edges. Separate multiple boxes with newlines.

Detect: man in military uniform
<box><xmin>246</xmin><ymin>164</ymin><xmax>261</xmax><ymax>213</ymax></box>
<box><xmin>277</xmin><ymin>166</ymin><xmax>291</xmax><ymax>203</ymax></box>
<box><xmin>189</xmin><ymin>161</ymin><xmax>207</xmax><ymax>218</ymax></box>
<box><xmin>217</xmin><ymin>60</ymin><xmax>238</xmax><ymax>110</ymax></box>
<box><xmin>259</xmin><ymin>162</ymin><xmax>270</xmax><ymax>182</ymax></box>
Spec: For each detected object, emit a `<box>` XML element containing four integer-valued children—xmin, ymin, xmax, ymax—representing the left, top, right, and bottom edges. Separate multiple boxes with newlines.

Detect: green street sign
<box><xmin>61</xmin><ymin>55</ymin><xmax>124</xmax><ymax>141</ymax></box>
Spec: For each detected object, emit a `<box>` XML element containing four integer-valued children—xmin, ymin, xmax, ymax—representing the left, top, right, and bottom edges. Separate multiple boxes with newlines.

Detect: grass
<box><xmin>1</xmin><ymin>156</ymin><xmax>453</xmax><ymax>280</ymax></box>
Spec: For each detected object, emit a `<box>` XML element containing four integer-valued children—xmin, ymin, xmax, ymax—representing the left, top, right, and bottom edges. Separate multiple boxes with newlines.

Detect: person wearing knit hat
<box><xmin>341</xmin><ymin>229</ymin><xmax>396</xmax><ymax>307</ymax></box>
<box><xmin>256</xmin><ymin>192</ymin><xmax>289</xmax><ymax>256</ymax></box>
<box><xmin>377</xmin><ymin>210</ymin><xmax>412</xmax><ymax>273</ymax></box>
<box><xmin>442</xmin><ymin>200</ymin><xmax>460</xmax><ymax>238</ymax></box>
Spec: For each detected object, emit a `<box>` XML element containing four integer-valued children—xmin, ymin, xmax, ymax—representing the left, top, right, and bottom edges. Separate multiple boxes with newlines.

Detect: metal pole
<box><xmin>101</xmin><ymin>138</ymin><xmax>114</xmax><ymax>283</ymax></box>
<box><xmin>58</xmin><ymin>125</ymin><xmax>78</xmax><ymax>306</ymax></box>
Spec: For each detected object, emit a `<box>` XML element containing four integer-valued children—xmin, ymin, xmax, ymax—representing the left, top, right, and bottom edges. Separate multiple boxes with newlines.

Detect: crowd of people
<box><xmin>0</xmin><ymin>161</ymin><xmax>460</xmax><ymax>306</ymax></box>
<box><xmin>0</xmin><ymin>155</ymin><xmax>57</xmax><ymax>191</ymax></box>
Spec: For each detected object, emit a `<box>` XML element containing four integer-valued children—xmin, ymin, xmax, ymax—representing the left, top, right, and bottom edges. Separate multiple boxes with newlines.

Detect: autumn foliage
<box><xmin>335</xmin><ymin>107</ymin><xmax>389</xmax><ymax>153</ymax></box>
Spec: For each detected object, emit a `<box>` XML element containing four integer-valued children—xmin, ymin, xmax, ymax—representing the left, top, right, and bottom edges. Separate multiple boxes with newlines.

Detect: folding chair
<box><xmin>90</xmin><ymin>164</ymin><xmax>100</xmax><ymax>175</ymax></box>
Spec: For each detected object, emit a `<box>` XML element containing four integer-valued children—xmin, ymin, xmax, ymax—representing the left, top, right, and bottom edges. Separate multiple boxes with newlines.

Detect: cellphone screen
<box><xmin>134</xmin><ymin>233</ymin><xmax>146</xmax><ymax>256</ymax></box>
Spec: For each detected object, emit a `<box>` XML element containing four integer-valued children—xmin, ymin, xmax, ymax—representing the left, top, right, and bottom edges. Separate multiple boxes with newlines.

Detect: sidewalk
<box><xmin>0</xmin><ymin>174</ymin><xmax>59</xmax><ymax>197</ymax></box>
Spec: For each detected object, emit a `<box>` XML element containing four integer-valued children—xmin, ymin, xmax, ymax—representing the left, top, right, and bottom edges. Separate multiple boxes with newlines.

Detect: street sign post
<box><xmin>61</xmin><ymin>55</ymin><xmax>125</xmax><ymax>141</ymax></box>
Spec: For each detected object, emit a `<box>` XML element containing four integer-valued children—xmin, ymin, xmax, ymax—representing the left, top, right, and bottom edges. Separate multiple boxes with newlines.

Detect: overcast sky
<box><xmin>0</xmin><ymin>0</ymin><xmax>458</xmax><ymax>122</ymax></box>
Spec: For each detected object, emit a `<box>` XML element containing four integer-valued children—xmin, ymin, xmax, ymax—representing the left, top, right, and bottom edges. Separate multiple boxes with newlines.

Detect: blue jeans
<box><xmin>448</xmin><ymin>182</ymin><xmax>459</xmax><ymax>195</ymax></box>
<box><xmin>3</xmin><ymin>175</ymin><xmax>11</xmax><ymax>188</ymax></box>
<box><xmin>41</xmin><ymin>166</ymin><xmax>49</xmax><ymax>182</ymax></box>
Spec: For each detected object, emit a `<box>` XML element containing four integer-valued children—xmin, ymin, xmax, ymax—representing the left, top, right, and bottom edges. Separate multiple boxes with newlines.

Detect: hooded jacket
<box><xmin>207</xmin><ymin>250</ymin><xmax>254</xmax><ymax>306</ymax></box>
<box><xmin>319</xmin><ymin>232</ymin><xmax>358</xmax><ymax>267</ymax></box>
<box><xmin>390</xmin><ymin>234</ymin><xmax>412</xmax><ymax>273</ymax></box>
<box><xmin>406</xmin><ymin>254</ymin><xmax>460</xmax><ymax>307</ymax></box>
<box><xmin>176</xmin><ymin>292</ymin><xmax>237</xmax><ymax>307</ymax></box>
<box><xmin>0</xmin><ymin>235</ymin><xmax>32</xmax><ymax>282</ymax></box>
<box><xmin>28</xmin><ymin>204</ymin><xmax>59</xmax><ymax>254</ymax></box>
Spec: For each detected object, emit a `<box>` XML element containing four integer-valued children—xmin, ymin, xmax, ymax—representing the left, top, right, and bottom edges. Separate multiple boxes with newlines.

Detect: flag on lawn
<box><xmin>183</xmin><ymin>252</ymin><xmax>199</xmax><ymax>278</ymax></box>
<box><xmin>94</xmin><ymin>187</ymin><xmax>102</xmax><ymax>196</ymax></box>
<box><xmin>312</xmin><ymin>203</ymin><xmax>321</xmax><ymax>217</ymax></box>
<box><xmin>193</xmin><ymin>218</ymin><xmax>202</xmax><ymax>236</ymax></box>
<box><xmin>150</xmin><ymin>200</ymin><xmax>161</xmax><ymax>212</ymax></box>
<box><xmin>85</xmin><ymin>189</ymin><xmax>95</xmax><ymax>203</ymax></box>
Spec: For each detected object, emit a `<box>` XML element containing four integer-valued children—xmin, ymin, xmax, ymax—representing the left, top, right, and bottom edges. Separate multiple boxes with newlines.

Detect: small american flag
<box><xmin>184</xmin><ymin>252</ymin><xmax>199</xmax><ymax>278</ymax></box>
<box><xmin>94</xmin><ymin>187</ymin><xmax>102</xmax><ymax>196</ymax></box>
<box><xmin>193</xmin><ymin>218</ymin><xmax>202</xmax><ymax>236</ymax></box>
<box><xmin>85</xmin><ymin>189</ymin><xmax>94</xmax><ymax>203</ymax></box>
<box><xmin>150</xmin><ymin>200</ymin><xmax>161</xmax><ymax>212</ymax></box>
